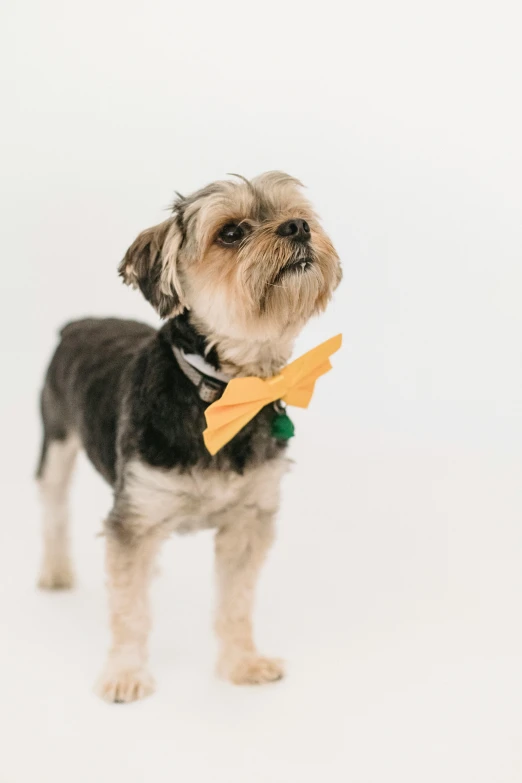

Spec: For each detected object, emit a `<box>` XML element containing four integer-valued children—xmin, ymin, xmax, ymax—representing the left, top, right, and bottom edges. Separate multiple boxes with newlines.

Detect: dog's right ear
<box><xmin>119</xmin><ymin>219</ymin><xmax>186</xmax><ymax>318</ymax></box>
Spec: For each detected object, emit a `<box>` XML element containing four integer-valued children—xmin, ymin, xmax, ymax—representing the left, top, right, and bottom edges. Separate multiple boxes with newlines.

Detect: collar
<box><xmin>172</xmin><ymin>345</ymin><xmax>231</xmax><ymax>403</ymax></box>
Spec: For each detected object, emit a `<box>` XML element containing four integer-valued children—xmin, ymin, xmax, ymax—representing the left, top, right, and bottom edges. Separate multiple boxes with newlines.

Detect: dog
<box><xmin>37</xmin><ymin>171</ymin><xmax>342</xmax><ymax>702</ymax></box>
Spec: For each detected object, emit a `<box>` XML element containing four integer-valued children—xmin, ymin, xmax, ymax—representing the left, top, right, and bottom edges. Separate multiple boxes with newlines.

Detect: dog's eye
<box><xmin>218</xmin><ymin>224</ymin><xmax>245</xmax><ymax>245</ymax></box>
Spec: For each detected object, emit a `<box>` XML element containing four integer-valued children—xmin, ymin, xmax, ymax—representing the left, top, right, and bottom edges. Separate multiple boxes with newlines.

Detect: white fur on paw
<box><xmin>38</xmin><ymin>563</ymin><xmax>75</xmax><ymax>590</ymax></box>
<box><xmin>95</xmin><ymin>664</ymin><xmax>155</xmax><ymax>703</ymax></box>
<box><xmin>221</xmin><ymin>655</ymin><xmax>285</xmax><ymax>685</ymax></box>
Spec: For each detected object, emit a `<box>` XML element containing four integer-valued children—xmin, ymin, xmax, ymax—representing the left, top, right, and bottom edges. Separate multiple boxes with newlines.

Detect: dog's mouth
<box><xmin>274</xmin><ymin>254</ymin><xmax>314</xmax><ymax>283</ymax></box>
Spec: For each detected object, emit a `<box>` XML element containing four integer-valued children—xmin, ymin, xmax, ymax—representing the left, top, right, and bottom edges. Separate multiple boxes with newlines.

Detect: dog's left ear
<box><xmin>119</xmin><ymin>219</ymin><xmax>186</xmax><ymax>318</ymax></box>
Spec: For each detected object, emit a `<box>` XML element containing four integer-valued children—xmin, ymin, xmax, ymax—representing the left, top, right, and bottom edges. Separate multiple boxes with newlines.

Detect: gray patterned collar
<box><xmin>172</xmin><ymin>345</ymin><xmax>231</xmax><ymax>403</ymax></box>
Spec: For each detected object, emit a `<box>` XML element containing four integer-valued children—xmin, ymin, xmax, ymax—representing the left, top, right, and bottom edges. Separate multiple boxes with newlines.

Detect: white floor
<box><xmin>2</xmin><ymin>414</ymin><xmax>521</xmax><ymax>783</ymax></box>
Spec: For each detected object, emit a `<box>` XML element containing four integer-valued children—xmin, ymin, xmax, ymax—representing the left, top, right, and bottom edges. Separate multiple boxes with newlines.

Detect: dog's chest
<box><xmin>123</xmin><ymin>457</ymin><xmax>289</xmax><ymax>533</ymax></box>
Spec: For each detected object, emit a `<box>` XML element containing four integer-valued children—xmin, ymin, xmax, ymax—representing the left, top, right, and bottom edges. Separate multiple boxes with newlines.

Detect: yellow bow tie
<box><xmin>203</xmin><ymin>334</ymin><xmax>342</xmax><ymax>455</ymax></box>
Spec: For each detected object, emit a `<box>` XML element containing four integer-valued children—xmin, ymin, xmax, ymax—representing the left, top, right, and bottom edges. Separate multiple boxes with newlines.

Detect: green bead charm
<box><xmin>271</xmin><ymin>411</ymin><xmax>295</xmax><ymax>441</ymax></box>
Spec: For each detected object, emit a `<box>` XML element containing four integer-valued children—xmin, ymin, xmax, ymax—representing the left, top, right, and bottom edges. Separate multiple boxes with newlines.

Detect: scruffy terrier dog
<box><xmin>37</xmin><ymin>171</ymin><xmax>341</xmax><ymax>702</ymax></box>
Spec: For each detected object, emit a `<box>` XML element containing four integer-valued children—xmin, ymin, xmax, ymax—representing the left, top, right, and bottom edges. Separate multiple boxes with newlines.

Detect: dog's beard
<box><xmin>236</xmin><ymin>233</ymin><xmax>340</xmax><ymax>328</ymax></box>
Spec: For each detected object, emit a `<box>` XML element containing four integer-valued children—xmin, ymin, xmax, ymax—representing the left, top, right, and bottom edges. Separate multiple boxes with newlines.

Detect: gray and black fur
<box><xmin>38</xmin><ymin>312</ymin><xmax>286</xmax><ymax>490</ymax></box>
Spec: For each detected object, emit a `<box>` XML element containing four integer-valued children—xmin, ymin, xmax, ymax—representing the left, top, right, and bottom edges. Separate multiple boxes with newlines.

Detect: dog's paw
<box><xmin>95</xmin><ymin>663</ymin><xmax>155</xmax><ymax>703</ymax></box>
<box><xmin>219</xmin><ymin>654</ymin><xmax>285</xmax><ymax>685</ymax></box>
<box><xmin>38</xmin><ymin>561</ymin><xmax>75</xmax><ymax>590</ymax></box>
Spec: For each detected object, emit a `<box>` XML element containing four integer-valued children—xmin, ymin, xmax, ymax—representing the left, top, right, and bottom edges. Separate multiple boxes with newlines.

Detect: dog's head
<box><xmin>119</xmin><ymin>172</ymin><xmax>342</xmax><ymax>341</ymax></box>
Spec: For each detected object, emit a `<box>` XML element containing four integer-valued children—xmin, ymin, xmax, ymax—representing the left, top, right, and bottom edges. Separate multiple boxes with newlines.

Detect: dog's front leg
<box><xmin>214</xmin><ymin>508</ymin><xmax>284</xmax><ymax>685</ymax></box>
<box><xmin>95</xmin><ymin>526</ymin><xmax>162</xmax><ymax>703</ymax></box>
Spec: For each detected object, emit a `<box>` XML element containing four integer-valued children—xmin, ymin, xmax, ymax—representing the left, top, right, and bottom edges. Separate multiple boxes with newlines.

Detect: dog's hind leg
<box><xmin>37</xmin><ymin>433</ymin><xmax>80</xmax><ymax>589</ymax></box>
<box><xmin>37</xmin><ymin>383</ymin><xmax>80</xmax><ymax>594</ymax></box>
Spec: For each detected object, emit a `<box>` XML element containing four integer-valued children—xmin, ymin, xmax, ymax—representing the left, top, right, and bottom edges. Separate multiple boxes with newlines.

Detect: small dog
<box><xmin>37</xmin><ymin>171</ymin><xmax>342</xmax><ymax>702</ymax></box>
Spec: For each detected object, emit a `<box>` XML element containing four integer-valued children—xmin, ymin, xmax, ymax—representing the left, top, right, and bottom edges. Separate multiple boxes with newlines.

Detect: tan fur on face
<box><xmin>176</xmin><ymin>173</ymin><xmax>341</xmax><ymax>342</ymax></box>
<box><xmin>120</xmin><ymin>171</ymin><xmax>342</xmax><ymax>373</ymax></box>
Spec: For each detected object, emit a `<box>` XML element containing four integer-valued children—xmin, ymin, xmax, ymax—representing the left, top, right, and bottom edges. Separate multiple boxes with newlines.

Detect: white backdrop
<box><xmin>1</xmin><ymin>1</ymin><xmax>521</xmax><ymax>781</ymax></box>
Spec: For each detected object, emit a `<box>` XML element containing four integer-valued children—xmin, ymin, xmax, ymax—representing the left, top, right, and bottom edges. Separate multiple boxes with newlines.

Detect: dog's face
<box><xmin>119</xmin><ymin>172</ymin><xmax>342</xmax><ymax>341</ymax></box>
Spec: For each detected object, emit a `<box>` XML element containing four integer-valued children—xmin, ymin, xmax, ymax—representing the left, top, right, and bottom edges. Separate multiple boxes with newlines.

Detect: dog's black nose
<box><xmin>277</xmin><ymin>219</ymin><xmax>311</xmax><ymax>242</ymax></box>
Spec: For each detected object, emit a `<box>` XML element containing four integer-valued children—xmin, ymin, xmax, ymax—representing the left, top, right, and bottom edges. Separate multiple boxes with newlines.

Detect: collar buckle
<box><xmin>172</xmin><ymin>344</ymin><xmax>227</xmax><ymax>404</ymax></box>
<box><xmin>198</xmin><ymin>376</ymin><xmax>224</xmax><ymax>403</ymax></box>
